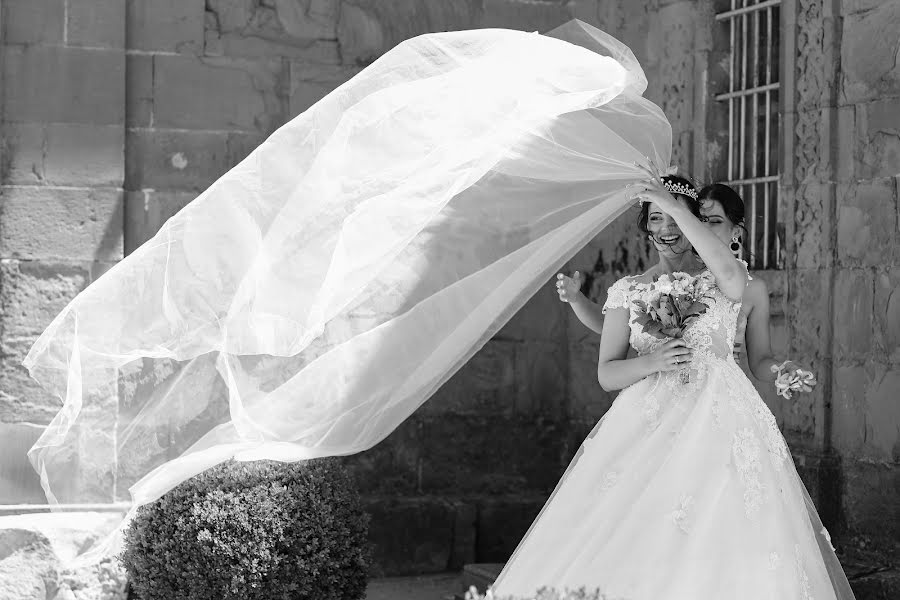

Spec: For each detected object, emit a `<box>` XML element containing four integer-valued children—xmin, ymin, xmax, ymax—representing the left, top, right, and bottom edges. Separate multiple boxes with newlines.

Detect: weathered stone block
<box><xmin>4</xmin><ymin>121</ymin><xmax>124</xmax><ymax>186</ymax></box>
<box><xmin>2</xmin><ymin>46</ymin><xmax>125</xmax><ymax>125</ymax></box>
<box><xmin>0</xmin><ymin>260</ymin><xmax>91</xmax><ymax>337</ymax></box>
<box><xmin>123</xmin><ymin>128</ymin><xmax>263</xmax><ymax>191</ymax></box>
<box><xmin>788</xmin><ymin>268</ymin><xmax>832</xmax><ymax>361</ymax></box>
<box><xmin>0</xmin><ymin>513</ymin><xmax>128</xmax><ymax>599</ymax></box>
<box><xmin>859</xmin><ymin>364</ymin><xmax>900</xmax><ymax>462</ymax></box>
<box><xmin>44</xmin><ymin>124</ymin><xmax>124</xmax><ymax>187</ymax></box>
<box><xmin>498</xmin><ymin>282</ymin><xmax>567</xmax><ymax>343</ymax></box>
<box><xmin>126</xmin><ymin>129</ymin><xmax>230</xmax><ymax>191</ymax></box>
<box><xmin>837</xmin><ymin>105</ymin><xmax>856</xmax><ymax>181</ymax></box>
<box><xmin>289</xmin><ymin>61</ymin><xmax>359</xmax><ymax>118</ymax></box>
<box><xmin>1</xmin><ymin>123</ymin><xmax>45</xmax><ymax>185</ymax></box>
<box><xmin>125</xmin><ymin>54</ymin><xmax>153</xmax><ymax>128</ymax></box>
<box><xmin>842</xmin><ymin>0</ymin><xmax>894</xmax><ymax>14</ymax></box>
<box><xmin>0</xmin><ymin>422</ymin><xmax>46</xmax><ymax>504</ymax></box>
<box><xmin>342</xmin><ymin>418</ymin><xmax>421</xmax><ymax>495</ymax></box>
<box><xmin>126</xmin><ymin>0</ymin><xmax>204</xmax><ymax>54</ymax></box>
<box><xmin>480</xmin><ymin>0</ymin><xmax>572</xmax><ymax>33</ymax></box>
<box><xmin>841</xmin><ymin>2</ymin><xmax>900</xmax><ymax>104</ymax></box>
<box><xmin>568</xmin><ymin>341</ymin><xmax>615</xmax><ymax>420</ymax></box>
<box><xmin>837</xmin><ymin>179</ymin><xmax>897</xmax><ymax>267</ymax></box>
<box><xmin>338</xmin><ymin>0</ymin><xmax>483</xmax><ymax>66</ymax></box>
<box><xmin>850</xmin><ymin>571</ymin><xmax>900</xmax><ymax>600</ymax></box>
<box><xmin>475</xmin><ymin>496</ymin><xmax>545</xmax><ymax>562</ymax></box>
<box><xmin>153</xmin><ymin>55</ymin><xmax>284</xmax><ymax>132</ymax></box>
<box><xmin>854</xmin><ymin>98</ymin><xmax>900</xmax><ymax>180</ymax></box>
<box><xmin>0</xmin><ymin>528</ymin><xmax>58</xmax><ymax>600</ymax></box>
<box><xmin>834</xmin><ymin>268</ymin><xmax>874</xmax><ymax>361</ymax></box>
<box><xmin>206</xmin><ymin>0</ymin><xmax>341</xmax><ymax>62</ymax></box>
<box><xmin>0</xmin><ymin>335</ymin><xmax>62</xmax><ymax>425</ymax></box>
<box><xmin>123</xmin><ymin>190</ymin><xmax>197</xmax><ymax>253</ymax></box>
<box><xmin>417</xmin><ymin>415</ymin><xmax>568</xmax><ymax>494</ymax></box>
<box><xmin>0</xmin><ymin>187</ymin><xmax>123</xmax><ymax>261</ymax></box>
<box><xmin>843</xmin><ymin>459</ymin><xmax>900</xmax><ymax>560</ymax></box>
<box><xmin>514</xmin><ymin>341</ymin><xmax>566</xmax><ymax>416</ymax></box>
<box><xmin>833</xmin><ymin>363</ymin><xmax>869</xmax><ymax>456</ymax></box>
<box><xmin>2</xmin><ymin>0</ymin><xmax>64</xmax><ymax>45</ymax></box>
<box><xmin>874</xmin><ymin>268</ymin><xmax>900</xmax><ymax>361</ymax></box>
<box><xmin>362</xmin><ymin>496</ymin><xmax>460</xmax><ymax>576</ymax></box>
<box><xmin>422</xmin><ymin>340</ymin><xmax>516</xmax><ymax>416</ymax></box>
<box><xmin>218</xmin><ymin>34</ymin><xmax>340</xmax><ymax>63</ymax></box>
<box><xmin>67</xmin><ymin>0</ymin><xmax>126</xmax><ymax>48</ymax></box>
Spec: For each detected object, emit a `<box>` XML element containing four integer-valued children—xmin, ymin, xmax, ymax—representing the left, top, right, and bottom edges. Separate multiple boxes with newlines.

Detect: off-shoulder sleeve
<box><xmin>602</xmin><ymin>277</ymin><xmax>633</xmax><ymax>314</ymax></box>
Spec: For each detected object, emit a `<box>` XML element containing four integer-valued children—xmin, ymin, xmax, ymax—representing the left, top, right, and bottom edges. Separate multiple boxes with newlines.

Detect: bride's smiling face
<box><xmin>647</xmin><ymin>198</ymin><xmax>693</xmax><ymax>257</ymax></box>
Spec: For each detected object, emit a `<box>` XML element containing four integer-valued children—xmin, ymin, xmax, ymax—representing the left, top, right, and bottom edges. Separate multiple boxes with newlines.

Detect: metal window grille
<box><xmin>715</xmin><ymin>0</ymin><xmax>783</xmax><ymax>270</ymax></box>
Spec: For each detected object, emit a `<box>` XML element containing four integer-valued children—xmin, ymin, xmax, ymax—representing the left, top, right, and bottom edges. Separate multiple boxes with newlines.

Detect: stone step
<box><xmin>454</xmin><ymin>563</ymin><xmax>900</xmax><ymax>600</ymax></box>
<box><xmin>456</xmin><ymin>563</ymin><xmax>504</xmax><ymax>599</ymax></box>
<box><xmin>365</xmin><ymin>572</ymin><xmax>461</xmax><ymax>600</ymax></box>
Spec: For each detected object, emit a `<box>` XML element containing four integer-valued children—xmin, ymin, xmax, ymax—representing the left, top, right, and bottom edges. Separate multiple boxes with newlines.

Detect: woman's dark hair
<box><xmin>697</xmin><ymin>183</ymin><xmax>745</xmax><ymax>228</ymax></box>
<box><xmin>637</xmin><ymin>175</ymin><xmax>701</xmax><ymax>235</ymax></box>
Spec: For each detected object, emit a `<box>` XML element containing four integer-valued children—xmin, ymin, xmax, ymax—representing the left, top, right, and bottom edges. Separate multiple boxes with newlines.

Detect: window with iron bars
<box><xmin>715</xmin><ymin>0</ymin><xmax>784</xmax><ymax>270</ymax></box>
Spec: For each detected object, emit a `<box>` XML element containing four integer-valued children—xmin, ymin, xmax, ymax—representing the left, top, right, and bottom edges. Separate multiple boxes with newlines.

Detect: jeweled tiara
<box><xmin>664</xmin><ymin>179</ymin><xmax>698</xmax><ymax>200</ymax></box>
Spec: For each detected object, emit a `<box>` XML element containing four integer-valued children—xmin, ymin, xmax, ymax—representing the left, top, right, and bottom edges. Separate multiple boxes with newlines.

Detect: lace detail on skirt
<box><xmin>669</xmin><ymin>493</ymin><xmax>694</xmax><ymax>534</ymax></box>
<box><xmin>732</xmin><ymin>428</ymin><xmax>765</xmax><ymax>519</ymax></box>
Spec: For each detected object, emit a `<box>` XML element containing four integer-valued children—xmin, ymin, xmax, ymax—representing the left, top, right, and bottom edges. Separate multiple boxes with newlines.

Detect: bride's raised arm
<box><xmin>630</xmin><ymin>182</ymin><xmax>749</xmax><ymax>300</ymax></box>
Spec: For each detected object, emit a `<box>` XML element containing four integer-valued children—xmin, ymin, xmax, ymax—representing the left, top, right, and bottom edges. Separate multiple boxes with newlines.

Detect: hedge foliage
<box><xmin>120</xmin><ymin>458</ymin><xmax>370</xmax><ymax>600</ymax></box>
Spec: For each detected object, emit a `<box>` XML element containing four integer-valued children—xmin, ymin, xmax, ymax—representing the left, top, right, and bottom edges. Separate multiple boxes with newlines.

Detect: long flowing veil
<box><xmin>21</xmin><ymin>20</ymin><xmax>671</xmax><ymax>563</ymax></box>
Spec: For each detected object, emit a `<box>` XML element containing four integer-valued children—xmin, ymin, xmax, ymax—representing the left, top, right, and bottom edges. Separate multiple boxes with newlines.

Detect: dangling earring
<box><xmin>730</xmin><ymin>235</ymin><xmax>743</xmax><ymax>258</ymax></box>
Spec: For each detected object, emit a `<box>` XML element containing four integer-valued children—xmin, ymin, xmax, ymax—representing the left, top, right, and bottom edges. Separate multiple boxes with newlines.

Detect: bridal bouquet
<box><xmin>631</xmin><ymin>272</ymin><xmax>712</xmax><ymax>339</ymax></box>
<box><xmin>632</xmin><ymin>272</ymin><xmax>713</xmax><ymax>383</ymax></box>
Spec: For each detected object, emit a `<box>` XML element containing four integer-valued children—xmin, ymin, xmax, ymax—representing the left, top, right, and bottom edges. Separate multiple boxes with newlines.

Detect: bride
<box><xmin>490</xmin><ymin>179</ymin><xmax>852</xmax><ymax>598</ymax></box>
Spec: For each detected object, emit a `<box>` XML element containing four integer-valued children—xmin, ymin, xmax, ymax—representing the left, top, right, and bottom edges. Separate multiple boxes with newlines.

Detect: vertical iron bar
<box><xmin>763</xmin><ymin>5</ymin><xmax>773</xmax><ymax>268</ymax></box>
<box><xmin>750</xmin><ymin>4</ymin><xmax>760</xmax><ymax>267</ymax></box>
<box><xmin>728</xmin><ymin>0</ymin><xmax>737</xmax><ymax>180</ymax></box>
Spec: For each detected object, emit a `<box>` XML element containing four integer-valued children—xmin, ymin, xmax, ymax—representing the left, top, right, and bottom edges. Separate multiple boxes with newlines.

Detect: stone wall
<box><xmin>1</xmin><ymin>0</ymin><xmax>897</xmax><ymax>583</ymax></box>
<box><xmin>827</xmin><ymin>0</ymin><xmax>900</xmax><ymax>569</ymax></box>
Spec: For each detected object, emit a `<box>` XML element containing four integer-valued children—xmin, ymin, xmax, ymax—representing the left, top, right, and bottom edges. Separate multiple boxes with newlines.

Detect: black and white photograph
<box><xmin>0</xmin><ymin>1</ymin><xmax>898</xmax><ymax>599</ymax></box>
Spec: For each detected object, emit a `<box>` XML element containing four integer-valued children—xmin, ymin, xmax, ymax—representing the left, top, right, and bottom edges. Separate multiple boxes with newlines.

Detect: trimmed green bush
<box><xmin>120</xmin><ymin>458</ymin><xmax>370</xmax><ymax>600</ymax></box>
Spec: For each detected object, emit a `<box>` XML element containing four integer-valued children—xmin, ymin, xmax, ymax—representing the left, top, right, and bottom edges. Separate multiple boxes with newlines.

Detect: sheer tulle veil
<box><xmin>23</xmin><ymin>20</ymin><xmax>673</xmax><ymax>563</ymax></box>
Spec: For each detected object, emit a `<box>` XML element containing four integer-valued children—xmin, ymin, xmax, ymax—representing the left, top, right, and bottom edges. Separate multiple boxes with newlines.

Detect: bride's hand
<box><xmin>646</xmin><ymin>339</ymin><xmax>693</xmax><ymax>373</ymax></box>
<box><xmin>555</xmin><ymin>271</ymin><xmax>583</xmax><ymax>304</ymax></box>
<box><xmin>628</xmin><ymin>182</ymin><xmax>681</xmax><ymax>214</ymax></box>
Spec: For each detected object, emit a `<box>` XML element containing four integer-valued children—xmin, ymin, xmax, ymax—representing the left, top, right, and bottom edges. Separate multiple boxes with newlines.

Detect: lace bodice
<box><xmin>602</xmin><ymin>267</ymin><xmax>746</xmax><ymax>361</ymax></box>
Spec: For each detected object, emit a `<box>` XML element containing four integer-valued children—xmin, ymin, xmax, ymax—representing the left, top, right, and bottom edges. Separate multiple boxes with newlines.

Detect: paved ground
<box><xmin>366</xmin><ymin>572</ymin><xmax>462</xmax><ymax>600</ymax></box>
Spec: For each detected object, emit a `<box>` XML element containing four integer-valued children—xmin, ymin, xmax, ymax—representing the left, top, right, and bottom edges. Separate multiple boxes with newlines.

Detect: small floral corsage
<box><xmin>770</xmin><ymin>360</ymin><xmax>817</xmax><ymax>399</ymax></box>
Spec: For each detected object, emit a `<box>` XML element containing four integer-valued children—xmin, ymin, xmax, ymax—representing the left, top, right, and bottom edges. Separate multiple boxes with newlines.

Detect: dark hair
<box><xmin>697</xmin><ymin>183</ymin><xmax>745</xmax><ymax>227</ymax></box>
<box><xmin>637</xmin><ymin>175</ymin><xmax>701</xmax><ymax>234</ymax></box>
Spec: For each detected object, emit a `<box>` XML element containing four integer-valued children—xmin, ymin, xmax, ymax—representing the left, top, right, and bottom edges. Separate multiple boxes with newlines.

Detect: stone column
<box><xmin>778</xmin><ymin>0</ymin><xmax>844</xmax><ymax>527</ymax></box>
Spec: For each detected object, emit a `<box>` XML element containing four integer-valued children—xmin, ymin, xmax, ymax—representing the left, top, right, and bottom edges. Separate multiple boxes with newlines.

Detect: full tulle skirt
<box><xmin>491</xmin><ymin>357</ymin><xmax>856</xmax><ymax>600</ymax></box>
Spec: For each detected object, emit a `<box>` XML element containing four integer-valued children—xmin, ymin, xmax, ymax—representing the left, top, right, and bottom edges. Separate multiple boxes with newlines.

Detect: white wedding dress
<box><xmin>491</xmin><ymin>269</ymin><xmax>856</xmax><ymax>599</ymax></box>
